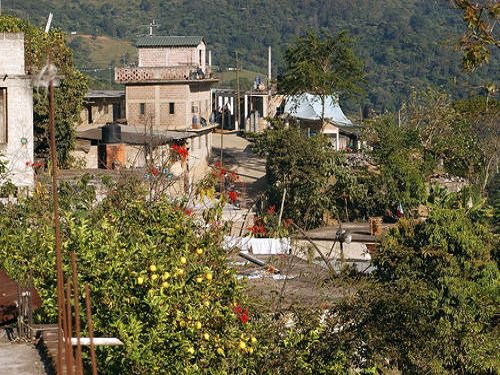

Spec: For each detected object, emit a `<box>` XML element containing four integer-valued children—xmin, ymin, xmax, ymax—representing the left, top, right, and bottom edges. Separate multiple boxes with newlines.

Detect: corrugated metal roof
<box><xmin>86</xmin><ymin>89</ymin><xmax>124</xmax><ymax>99</ymax></box>
<box><xmin>76</xmin><ymin>125</ymin><xmax>204</xmax><ymax>145</ymax></box>
<box><xmin>284</xmin><ymin>93</ymin><xmax>354</xmax><ymax>126</ymax></box>
<box><xmin>136</xmin><ymin>35</ymin><xmax>204</xmax><ymax>48</ymax></box>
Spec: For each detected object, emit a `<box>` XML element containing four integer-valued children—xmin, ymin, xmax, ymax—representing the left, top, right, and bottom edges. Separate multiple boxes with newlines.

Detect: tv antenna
<box><xmin>45</xmin><ymin>12</ymin><xmax>53</xmax><ymax>33</ymax></box>
<box><xmin>149</xmin><ymin>19</ymin><xmax>159</xmax><ymax>36</ymax></box>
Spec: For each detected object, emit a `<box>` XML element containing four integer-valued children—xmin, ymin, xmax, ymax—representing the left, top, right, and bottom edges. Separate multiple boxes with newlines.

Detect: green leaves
<box><xmin>0</xmin><ymin>179</ymin><xmax>259</xmax><ymax>373</ymax></box>
<box><xmin>0</xmin><ymin>15</ymin><xmax>88</xmax><ymax>167</ymax></box>
<box><xmin>255</xmin><ymin>123</ymin><xmax>364</xmax><ymax>228</ymax></box>
<box><xmin>279</xmin><ymin>30</ymin><xmax>364</xmax><ymax>108</ymax></box>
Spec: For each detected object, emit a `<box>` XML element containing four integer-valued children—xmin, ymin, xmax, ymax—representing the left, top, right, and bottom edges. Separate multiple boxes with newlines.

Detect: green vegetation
<box><xmin>278</xmin><ymin>31</ymin><xmax>364</xmax><ymax>126</ymax></box>
<box><xmin>0</xmin><ymin>178</ymin><xmax>258</xmax><ymax>373</ymax></box>
<box><xmin>67</xmin><ymin>34</ymin><xmax>136</xmax><ymax>89</ymax></box>
<box><xmin>331</xmin><ymin>209</ymin><xmax>499</xmax><ymax>373</ymax></box>
<box><xmin>4</xmin><ymin>0</ymin><xmax>498</xmax><ymax>110</ymax></box>
<box><xmin>254</xmin><ymin>122</ymin><xmax>363</xmax><ymax>229</ymax></box>
<box><xmin>0</xmin><ymin>15</ymin><xmax>88</xmax><ymax>167</ymax></box>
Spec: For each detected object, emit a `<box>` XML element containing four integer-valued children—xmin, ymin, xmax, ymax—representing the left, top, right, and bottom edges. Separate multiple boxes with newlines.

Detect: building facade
<box><xmin>78</xmin><ymin>90</ymin><xmax>126</xmax><ymax>130</ymax></box>
<box><xmin>115</xmin><ymin>35</ymin><xmax>217</xmax><ymax>132</ymax></box>
<box><xmin>0</xmin><ymin>33</ymin><xmax>34</xmax><ymax>191</ymax></box>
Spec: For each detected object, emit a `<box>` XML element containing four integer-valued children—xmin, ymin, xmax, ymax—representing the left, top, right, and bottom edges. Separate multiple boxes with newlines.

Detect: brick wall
<box><xmin>138</xmin><ymin>43</ymin><xmax>206</xmax><ymax>72</ymax></box>
<box><xmin>126</xmin><ymin>83</ymin><xmax>211</xmax><ymax>131</ymax></box>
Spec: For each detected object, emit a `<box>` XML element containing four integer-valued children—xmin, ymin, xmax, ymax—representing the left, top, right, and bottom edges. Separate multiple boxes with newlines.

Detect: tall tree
<box><xmin>0</xmin><ymin>15</ymin><xmax>88</xmax><ymax>167</ymax></box>
<box><xmin>254</xmin><ymin>121</ymin><xmax>363</xmax><ymax>228</ymax></box>
<box><xmin>278</xmin><ymin>31</ymin><xmax>364</xmax><ymax>130</ymax></box>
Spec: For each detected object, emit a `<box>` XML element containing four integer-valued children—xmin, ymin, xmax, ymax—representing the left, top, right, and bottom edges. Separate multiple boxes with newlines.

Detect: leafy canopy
<box><xmin>0</xmin><ymin>15</ymin><xmax>87</xmax><ymax>167</ymax></box>
<box><xmin>279</xmin><ymin>30</ymin><xmax>364</xmax><ymax>121</ymax></box>
<box><xmin>254</xmin><ymin>122</ymin><xmax>364</xmax><ymax>228</ymax></box>
<box><xmin>328</xmin><ymin>209</ymin><xmax>499</xmax><ymax>374</ymax></box>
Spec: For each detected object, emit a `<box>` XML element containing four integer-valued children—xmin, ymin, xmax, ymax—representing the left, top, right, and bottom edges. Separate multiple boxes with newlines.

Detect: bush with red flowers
<box><xmin>171</xmin><ymin>144</ymin><xmax>189</xmax><ymax>160</ymax></box>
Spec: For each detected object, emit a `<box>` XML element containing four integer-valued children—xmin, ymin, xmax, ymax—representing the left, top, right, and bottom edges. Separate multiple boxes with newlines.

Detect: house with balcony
<box><xmin>115</xmin><ymin>35</ymin><xmax>217</xmax><ymax>132</ymax></box>
<box><xmin>107</xmin><ymin>35</ymin><xmax>218</xmax><ymax>185</ymax></box>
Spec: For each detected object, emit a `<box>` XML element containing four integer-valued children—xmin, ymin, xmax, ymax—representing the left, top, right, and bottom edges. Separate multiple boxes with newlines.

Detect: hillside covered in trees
<box><xmin>5</xmin><ymin>0</ymin><xmax>498</xmax><ymax>111</ymax></box>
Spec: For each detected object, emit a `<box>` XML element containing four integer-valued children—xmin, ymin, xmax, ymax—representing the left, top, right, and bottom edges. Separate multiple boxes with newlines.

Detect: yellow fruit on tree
<box><xmin>162</xmin><ymin>281</ymin><xmax>169</xmax><ymax>288</ymax></box>
<box><xmin>137</xmin><ymin>277</ymin><xmax>144</xmax><ymax>285</ymax></box>
<box><xmin>239</xmin><ymin>341</ymin><xmax>246</xmax><ymax>350</ymax></box>
<box><xmin>180</xmin><ymin>257</ymin><xmax>187</xmax><ymax>264</ymax></box>
<box><xmin>203</xmin><ymin>333</ymin><xmax>210</xmax><ymax>340</ymax></box>
<box><xmin>250</xmin><ymin>336</ymin><xmax>257</xmax><ymax>343</ymax></box>
<box><xmin>176</xmin><ymin>268</ymin><xmax>184</xmax><ymax>276</ymax></box>
<box><xmin>203</xmin><ymin>300</ymin><xmax>210</xmax><ymax>307</ymax></box>
<box><xmin>150</xmin><ymin>265</ymin><xmax>157</xmax><ymax>272</ymax></box>
<box><xmin>151</xmin><ymin>274</ymin><xmax>158</xmax><ymax>280</ymax></box>
<box><xmin>196</xmin><ymin>277</ymin><xmax>203</xmax><ymax>283</ymax></box>
<box><xmin>162</xmin><ymin>272</ymin><xmax>170</xmax><ymax>280</ymax></box>
<box><xmin>186</xmin><ymin>347</ymin><xmax>194</xmax><ymax>355</ymax></box>
<box><xmin>196</xmin><ymin>248</ymin><xmax>203</xmax><ymax>255</ymax></box>
<box><xmin>195</xmin><ymin>321</ymin><xmax>202</xmax><ymax>330</ymax></box>
<box><xmin>248</xmin><ymin>347</ymin><xmax>254</xmax><ymax>354</ymax></box>
<box><xmin>216</xmin><ymin>347</ymin><xmax>224</xmax><ymax>355</ymax></box>
<box><xmin>205</xmin><ymin>272</ymin><xmax>213</xmax><ymax>281</ymax></box>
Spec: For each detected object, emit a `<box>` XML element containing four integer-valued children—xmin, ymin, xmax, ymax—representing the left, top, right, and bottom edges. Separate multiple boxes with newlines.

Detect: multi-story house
<box><xmin>115</xmin><ymin>35</ymin><xmax>217</xmax><ymax>131</ymax></box>
<box><xmin>0</xmin><ymin>33</ymin><xmax>34</xmax><ymax>193</ymax></box>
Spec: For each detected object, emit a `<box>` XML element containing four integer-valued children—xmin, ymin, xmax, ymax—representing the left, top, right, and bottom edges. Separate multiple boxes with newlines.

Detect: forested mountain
<box><xmin>5</xmin><ymin>0</ymin><xmax>498</xmax><ymax>111</ymax></box>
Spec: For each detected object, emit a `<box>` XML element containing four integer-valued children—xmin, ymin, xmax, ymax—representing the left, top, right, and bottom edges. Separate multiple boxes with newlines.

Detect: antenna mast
<box><xmin>149</xmin><ymin>19</ymin><xmax>159</xmax><ymax>36</ymax></box>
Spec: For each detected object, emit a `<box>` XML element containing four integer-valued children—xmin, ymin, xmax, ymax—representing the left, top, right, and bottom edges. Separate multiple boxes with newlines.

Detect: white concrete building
<box><xmin>0</xmin><ymin>33</ymin><xmax>34</xmax><ymax>191</ymax></box>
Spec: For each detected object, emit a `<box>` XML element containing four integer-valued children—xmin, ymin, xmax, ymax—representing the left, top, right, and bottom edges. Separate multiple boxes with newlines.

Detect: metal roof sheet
<box><xmin>136</xmin><ymin>35</ymin><xmax>204</xmax><ymax>48</ymax></box>
<box><xmin>284</xmin><ymin>93</ymin><xmax>354</xmax><ymax>126</ymax></box>
<box><xmin>86</xmin><ymin>89</ymin><xmax>124</xmax><ymax>99</ymax></box>
<box><xmin>0</xmin><ymin>270</ymin><xmax>42</xmax><ymax>324</ymax></box>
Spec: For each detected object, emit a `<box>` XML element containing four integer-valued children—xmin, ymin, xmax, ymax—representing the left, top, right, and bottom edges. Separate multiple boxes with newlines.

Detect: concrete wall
<box><xmin>186</xmin><ymin>131</ymin><xmax>212</xmax><ymax>184</ymax></box>
<box><xmin>138</xmin><ymin>43</ymin><xmax>206</xmax><ymax>72</ymax></box>
<box><xmin>79</xmin><ymin>97</ymin><xmax>125</xmax><ymax>129</ymax></box>
<box><xmin>126</xmin><ymin>83</ymin><xmax>211</xmax><ymax>131</ymax></box>
<box><xmin>0</xmin><ymin>33</ymin><xmax>34</xmax><ymax>190</ymax></box>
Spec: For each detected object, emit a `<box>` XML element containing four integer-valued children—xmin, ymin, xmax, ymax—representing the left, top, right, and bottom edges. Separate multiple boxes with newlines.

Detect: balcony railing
<box><xmin>115</xmin><ymin>66</ymin><xmax>214</xmax><ymax>83</ymax></box>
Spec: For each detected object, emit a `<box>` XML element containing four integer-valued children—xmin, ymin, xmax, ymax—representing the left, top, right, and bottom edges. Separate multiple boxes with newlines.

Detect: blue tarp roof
<box><xmin>284</xmin><ymin>94</ymin><xmax>353</xmax><ymax>126</ymax></box>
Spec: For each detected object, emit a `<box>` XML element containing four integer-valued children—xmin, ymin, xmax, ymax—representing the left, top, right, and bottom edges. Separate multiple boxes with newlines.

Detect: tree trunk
<box><xmin>320</xmin><ymin>95</ymin><xmax>326</xmax><ymax>133</ymax></box>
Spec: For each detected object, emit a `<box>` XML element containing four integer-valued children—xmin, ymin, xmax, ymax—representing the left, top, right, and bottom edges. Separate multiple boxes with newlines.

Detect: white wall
<box><xmin>0</xmin><ymin>33</ymin><xmax>34</xmax><ymax>189</ymax></box>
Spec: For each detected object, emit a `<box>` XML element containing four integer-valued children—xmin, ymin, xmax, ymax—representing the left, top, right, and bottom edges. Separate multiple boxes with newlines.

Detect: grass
<box><xmin>69</xmin><ymin>34</ymin><xmax>137</xmax><ymax>68</ymax></box>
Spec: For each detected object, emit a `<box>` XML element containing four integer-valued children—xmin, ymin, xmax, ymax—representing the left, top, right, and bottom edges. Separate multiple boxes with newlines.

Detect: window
<box><xmin>0</xmin><ymin>88</ymin><xmax>6</xmax><ymax>143</ymax></box>
<box><xmin>140</xmin><ymin>103</ymin><xmax>145</xmax><ymax>115</ymax></box>
<box><xmin>191</xmin><ymin>102</ymin><xmax>199</xmax><ymax>114</ymax></box>
<box><xmin>103</xmin><ymin>104</ymin><xmax>109</xmax><ymax>114</ymax></box>
<box><xmin>87</xmin><ymin>106</ymin><xmax>93</xmax><ymax>124</ymax></box>
<box><xmin>169</xmin><ymin>102</ymin><xmax>175</xmax><ymax>114</ymax></box>
<box><xmin>199</xmin><ymin>50</ymin><xmax>202</xmax><ymax>66</ymax></box>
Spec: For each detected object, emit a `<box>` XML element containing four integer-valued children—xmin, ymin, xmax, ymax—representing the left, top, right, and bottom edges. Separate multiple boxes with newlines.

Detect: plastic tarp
<box><xmin>284</xmin><ymin>93</ymin><xmax>353</xmax><ymax>126</ymax></box>
<box><xmin>224</xmin><ymin>236</ymin><xmax>291</xmax><ymax>255</ymax></box>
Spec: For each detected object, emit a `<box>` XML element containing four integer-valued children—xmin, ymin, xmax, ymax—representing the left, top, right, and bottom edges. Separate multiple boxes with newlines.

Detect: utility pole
<box><xmin>235</xmin><ymin>51</ymin><xmax>241</xmax><ymax>132</ymax></box>
<box><xmin>220</xmin><ymin>105</ymin><xmax>224</xmax><ymax>193</ymax></box>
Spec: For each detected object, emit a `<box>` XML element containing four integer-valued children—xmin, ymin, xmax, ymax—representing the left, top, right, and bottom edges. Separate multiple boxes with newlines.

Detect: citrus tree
<box><xmin>0</xmin><ymin>177</ymin><xmax>260</xmax><ymax>374</ymax></box>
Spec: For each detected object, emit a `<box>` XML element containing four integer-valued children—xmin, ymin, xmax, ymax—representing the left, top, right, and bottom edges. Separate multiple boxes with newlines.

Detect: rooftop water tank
<box><xmin>102</xmin><ymin>122</ymin><xmax>122</xmax><ymax>144</ymax></box>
